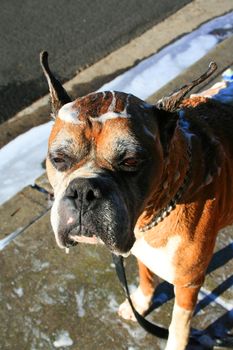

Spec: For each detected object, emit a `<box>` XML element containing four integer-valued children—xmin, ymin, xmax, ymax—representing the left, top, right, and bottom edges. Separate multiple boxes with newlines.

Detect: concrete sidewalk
<box><xmin>1</xmin><ymin>11</ymin><xmax>233</xmax><ymax>350</ymax></box>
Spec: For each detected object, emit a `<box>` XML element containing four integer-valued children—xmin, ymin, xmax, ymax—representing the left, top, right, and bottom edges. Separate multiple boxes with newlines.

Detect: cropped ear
<box><xmin>156</xmin><ymin>62</ymin><xmax>217</xmax><ymax>112</ymax></box>
<box><xmin>40</xmin><ymin>51</ymin><xmax>72</xmax><ymax>117</ymax></box>
<box><xmin>155</xmin><ymin>108</ymin><xmax>179</xmax><ymax>156</ymax></box>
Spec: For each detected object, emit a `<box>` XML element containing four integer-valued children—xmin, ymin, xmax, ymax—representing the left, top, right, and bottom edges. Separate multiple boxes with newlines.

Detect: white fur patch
<box><xmin>51</xmin><ymin>194</ymin><xmax>63</xmax><ymax>248</ymax></box>
<box><xmin>165</xmin><ymin>302</ymin><xmax>193</xmax><ymax>350</ymax></box>
<box><xmin>58</xmin><ymin>102</ymin><xmax>81</xmax><ymax>124</ymax></box>
<box><xmin>130</xmin><ymin>286</ymin><xmax>153</xmax><ymax>308</ymax></box>
<box><xmin>108</xmin><ymin>91</ymin><xmax>116</xmax><ymax>111</ymax></box>
<box><xmin>50</xmin><ymin>162</ymin><xmax>103</xmax><ymax>248</ymax></box>
<box><xmin>118</xmin><ymin>286</ymin><xmax>152</xmax><ymax>321</ymax></box>
<box><xmin>131</xmin><ymin>235</ymin><xmax>181</xmax><ymax>284</ymax></box>
<box><xmin>69</xmin><ymin>163</ymin><xmax>100</xmax><ymax>179</ymax></box>
<box><xmin>91</xmin><ymin>111</ymin><xmax>128</xmax><ymax>123</ymax></box>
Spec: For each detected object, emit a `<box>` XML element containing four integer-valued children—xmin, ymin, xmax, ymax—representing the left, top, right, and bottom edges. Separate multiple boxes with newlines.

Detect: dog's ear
<box><xmin>154</xmin><ymin>62</ymin><xmax>217</xmax><ymax>154</ymax></box>
<box><xmin>155</xmin><ymin>62</ymin><xmax>217</xmax><ymax>112</ymax></box>
<box><xmin>40</xmin><ymin>51</ymin><xmax>72</xmax><ymax>117</ymax></box>
<box><xmin>154</xmin><ymin>108</ymin><xmax>179</xmax><ymax>155</ymax></box>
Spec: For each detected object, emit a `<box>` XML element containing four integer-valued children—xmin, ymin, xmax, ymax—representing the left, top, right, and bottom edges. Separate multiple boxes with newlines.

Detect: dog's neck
<box><xmin>138</xmin><ymin>129</ymin><xmax>192</xmax><ymax>227</ymax></box>
<box><xmin>136</xmin><ymin>109</ymin><xmax>209</xmax><ymax>234</ymax></box>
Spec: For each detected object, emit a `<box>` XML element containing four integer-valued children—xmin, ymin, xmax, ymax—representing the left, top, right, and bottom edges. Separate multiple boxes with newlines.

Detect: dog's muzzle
<box><xmin>51</xmin><ymin>176</ymin><xmax>135</xmax><ymax>253</ymax></box>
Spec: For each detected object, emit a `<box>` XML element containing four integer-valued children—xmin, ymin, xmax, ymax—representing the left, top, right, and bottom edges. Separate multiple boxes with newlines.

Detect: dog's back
<box><xmin>183</xmin><ymin>96</ymin><xmax>233</xmax><ymax>151</ymax></box>
<box><xmin>181</xmin><ymin>78</ymin><xmax>233</xmax><ymax>229</ymax></box>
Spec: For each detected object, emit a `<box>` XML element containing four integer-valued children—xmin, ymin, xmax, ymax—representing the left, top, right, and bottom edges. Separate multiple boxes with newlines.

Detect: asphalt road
<box><xmin>0</xmin><ymin>0</ymin><xmax>192</xmax><ymax>123</ymax></box>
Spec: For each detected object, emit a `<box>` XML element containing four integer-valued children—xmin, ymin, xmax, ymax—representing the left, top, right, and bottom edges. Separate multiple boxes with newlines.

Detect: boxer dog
<box><xmin>41</xmin><ymin>51</ymin><xmax>233</xmax><ymax>350</ymax></box>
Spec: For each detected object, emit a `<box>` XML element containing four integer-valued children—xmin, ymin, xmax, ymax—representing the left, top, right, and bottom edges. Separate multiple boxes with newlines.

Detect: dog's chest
<box><xmin>131</xmin><ymin>235</ymin><xmax>181</xmax><ymax>284</ymax></box>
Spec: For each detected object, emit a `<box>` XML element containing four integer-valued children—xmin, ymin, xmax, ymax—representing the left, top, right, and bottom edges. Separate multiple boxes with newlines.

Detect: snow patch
<box><xmin>13</xmin><ymin>287</ymin><xmax>24</xmax><ymax>298</ymax></box>
<box><xmin>99</xmin><ymin>12</ymin><xmax>233</xmax><ymax>98</ymax></box>
<box><xmin>75</xmin><ymin>287</ymin><xmax>85</xmax><ymax>317</ymax></box>
<box><xmin>53</xmin><ymin>330</ymin><xmax>73</xmax><ymax>348</ymax></box>
<box><xmin>107</xmin><ymin>294</ymin><xmax>119</xmax><ymax>312</ymax></box>
<box><xmin>0</xmin><ymin>121</ymin><xmax>52</xmax><ymax>204</ymax></box>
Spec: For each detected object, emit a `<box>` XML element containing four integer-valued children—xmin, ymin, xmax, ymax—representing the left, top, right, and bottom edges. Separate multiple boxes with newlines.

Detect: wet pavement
<box><xmin>0</xmin><ymin>170</ymin><xmax>233</xmax><ymax>350</ymax></box>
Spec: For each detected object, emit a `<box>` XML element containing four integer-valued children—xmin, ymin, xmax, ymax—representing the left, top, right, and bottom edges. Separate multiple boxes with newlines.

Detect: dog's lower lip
<box><xmin>69</xmin><ymin>234</ymin><xmax>100</xmax><ymax>245</ymax></box>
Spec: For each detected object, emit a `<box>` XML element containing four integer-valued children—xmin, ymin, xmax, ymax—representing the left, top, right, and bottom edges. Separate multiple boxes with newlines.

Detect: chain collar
<box><xmin>139</xmin><ymin>146</ymin><xmax>192</xmax><ymax>233</ymax></box>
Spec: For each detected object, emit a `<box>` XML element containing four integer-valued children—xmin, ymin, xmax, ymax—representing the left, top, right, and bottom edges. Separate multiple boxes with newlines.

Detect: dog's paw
<box><xmin>118</xmin><ymin>298</ymin><xmax>137</xmax><ymax>321</ymax></box>
<box><xmin>118</xmin><ymin>287</ymin><xmax>152</xmax><ymax>321</ymax></box>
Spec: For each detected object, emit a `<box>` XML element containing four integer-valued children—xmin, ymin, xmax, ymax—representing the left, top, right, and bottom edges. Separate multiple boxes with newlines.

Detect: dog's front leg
<box><xmin>118</xmin><ymin>259</ymin><xmax>158</xmax><ymax>320</ymax></box>
<box><xmin>165</xmin><ymin>284</ymin><xmax>201</xmax><ymax>350</ymax></box>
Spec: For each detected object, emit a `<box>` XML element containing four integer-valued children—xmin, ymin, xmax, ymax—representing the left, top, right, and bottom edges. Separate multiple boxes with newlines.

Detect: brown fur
<box><xmin>41</xmin><ymin>51</ymin><xmax>232</xmax><ymax>348</ymax></box>
<box><xmin>136</xmin><ymin>96</ymin><xmax>233</xmax><ymax>303</ymax></box>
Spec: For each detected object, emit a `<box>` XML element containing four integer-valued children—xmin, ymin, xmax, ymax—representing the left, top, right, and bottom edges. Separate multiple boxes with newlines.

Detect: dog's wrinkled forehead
<box><xmin>58</xmin><ymin>90</ymin><xmax>152</xmax><ymax>124</ymax></box>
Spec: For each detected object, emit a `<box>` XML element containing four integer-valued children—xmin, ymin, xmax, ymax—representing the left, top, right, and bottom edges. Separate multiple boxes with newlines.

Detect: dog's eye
<box><xmin>119</xmin><ymin>157</ymin><xmax>143</xmax><ymax>172</ymax></box>
<box><xmin>50</xmin><ymin>155</ymin><xmax>71</xmax><ymax>171</ymax></box>
<box><xmin>53</xmin><ymin>157</ymin><xmax>64</xmax><ymax>164</ymax></box>
<box><xmin>122</xmin><ymin>158</ymin><xmax>139</xmax><ymax>167</ymax></box>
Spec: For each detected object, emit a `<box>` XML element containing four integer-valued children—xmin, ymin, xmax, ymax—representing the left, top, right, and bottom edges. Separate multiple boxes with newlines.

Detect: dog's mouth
<box><xmin>62</xmin><ymin>224</ymin><xmax>104</xmax><ymax>246</ymax></box>
<box><xmin>54</xmin><ymin>206</ymin><xmax>135</xmax><ymax>256</ymax></box>
<box><xmin>69</xmin><ymin>234</ymin><xmax>104</xmax><ymax>245</ymax></box>
<box><xmin>59</xmin><ymin>226</ymin><xmax>131</xmax><ymax>257</ymax></box>
<box><xmin>69</xmin><ymin>235</ymin><xmax>131</xmax><ymax>257</ymax></box>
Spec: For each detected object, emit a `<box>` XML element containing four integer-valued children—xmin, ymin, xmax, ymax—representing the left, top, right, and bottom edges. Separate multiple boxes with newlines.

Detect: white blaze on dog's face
<box><xmin>46</xmin><ymin>91</ymin><xmax>164</xmax><ymax>254</ymax></box>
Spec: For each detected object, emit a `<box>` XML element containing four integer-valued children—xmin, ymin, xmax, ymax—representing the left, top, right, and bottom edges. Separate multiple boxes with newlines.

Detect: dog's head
<box><xmin>41</xmin><ymin>52</ymin><xmax>217</xmax><ymax>255</ymax></box>
<box><xmin>47</xmin><ymin>91</ymin><xmax>164</xmax><ymax>254</ymax></box>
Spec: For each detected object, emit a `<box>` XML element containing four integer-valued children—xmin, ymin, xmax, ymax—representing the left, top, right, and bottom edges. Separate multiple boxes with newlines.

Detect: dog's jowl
<box><xmin>41</xmin><ymin>52</ymin><xmax>233</xmax><ymax>350</ymax></box>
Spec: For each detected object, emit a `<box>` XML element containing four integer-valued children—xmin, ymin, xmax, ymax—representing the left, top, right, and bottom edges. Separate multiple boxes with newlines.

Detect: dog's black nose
<box><xmin>65</xmin><ymin>177</ymin><xmax>102</xmax><ymax>210</ymax></box>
